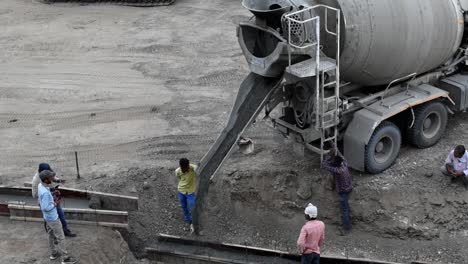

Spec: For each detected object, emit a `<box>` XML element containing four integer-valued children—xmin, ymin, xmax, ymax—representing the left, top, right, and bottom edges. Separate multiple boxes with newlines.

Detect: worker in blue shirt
<box><xmin>38</xmin><ymin>170</ymin><xmax>77</xmax><ymax>264</ymax></box>
<box><xmin>32</xmin><ymin>163</ymin><xmax>76</xmax><ymax>237</ymax></box>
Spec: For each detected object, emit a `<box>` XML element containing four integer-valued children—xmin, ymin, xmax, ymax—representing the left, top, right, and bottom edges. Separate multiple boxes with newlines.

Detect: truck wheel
<box><xmin>407</xmin><ymin>101</ymin><xmax>447</xmax><ymax>148</ymax></box>
<box><xmin>365</xmin><ymin>121</ymin><xmax>402</xmax><ymax>174</ymax></box>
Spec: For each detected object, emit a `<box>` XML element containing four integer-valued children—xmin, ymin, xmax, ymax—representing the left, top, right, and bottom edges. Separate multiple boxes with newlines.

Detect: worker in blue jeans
<box><xmin>175</xmin><ymin>158</ymin><xmax>197</xmax><ymax>233</ymax></box>
<box><xmin>51</xmin><ymin>185</ymin><xmax>76</xmax><ymax>237</ymax></box>
<box><xmin>338</xmin><ymin>191</ymin><xmax>351</xmax><ymax>231</ymax></box>
<box><xmin>178</xmin><ymin>192</ymin><xmax>195</xmax><ymax>224</ymax></box>
<box><xmin>321</xmin><ymin>145</ymin><xmax>353</xmax><ymax>234</ymax></box>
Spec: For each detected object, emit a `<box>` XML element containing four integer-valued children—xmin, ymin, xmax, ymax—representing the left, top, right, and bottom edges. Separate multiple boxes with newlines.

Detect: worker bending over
<box><xmin>442</xmin><ymin>145</ymin><xmax>468</xmax><ymax>188</ymax></box>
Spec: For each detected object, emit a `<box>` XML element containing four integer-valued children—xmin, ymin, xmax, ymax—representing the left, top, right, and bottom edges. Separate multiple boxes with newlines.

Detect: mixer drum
<box><xmin>335</xmin><ymin>0</ymin><xmax>464</xmax><ymax>86</ymax></box>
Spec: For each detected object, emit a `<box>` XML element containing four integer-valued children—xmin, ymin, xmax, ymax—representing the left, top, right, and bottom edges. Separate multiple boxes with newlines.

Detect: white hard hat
<box><xmin>304</xmin><ymin>203</ymin><xmax>318</xmax><ymax>218</ymax></box>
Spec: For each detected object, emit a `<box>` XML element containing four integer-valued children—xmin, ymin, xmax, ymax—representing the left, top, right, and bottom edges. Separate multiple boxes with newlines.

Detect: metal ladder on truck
<box><xmin>284</xmin><ymin>5</ymin><xmax>341</xmax><ymax>163</ymax></box>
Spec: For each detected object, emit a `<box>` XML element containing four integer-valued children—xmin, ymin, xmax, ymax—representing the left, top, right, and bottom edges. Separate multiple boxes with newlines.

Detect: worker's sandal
<box><xmin>49</xmin><ymin>253</ymin><xmax>60</xmax><ymax>260</ymax></box>
<box><xmin>61</xmin><ymin>256</ymin><xmax>77</xmax><ymax>264</ymax></box>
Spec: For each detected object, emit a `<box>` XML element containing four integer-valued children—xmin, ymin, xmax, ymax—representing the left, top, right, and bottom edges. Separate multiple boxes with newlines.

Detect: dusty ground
<box><xmin>0</xmin><ymin>217</ymin><xmax>140</xmax><ymax>263</ymax></box>
<box><xmin>1</xmin><ymin>0</ymin><xmax>468</xmax><ymax>263</ymax></box>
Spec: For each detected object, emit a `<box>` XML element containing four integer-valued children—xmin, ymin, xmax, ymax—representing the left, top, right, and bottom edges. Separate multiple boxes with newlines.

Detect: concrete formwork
<box><xmin>0</xmin><ymin>186</ymin><xmax>137</xmax><ymax>228</ymax></box>
<box><xmin>146</xmin><ymin>234</ymin><xmax>419</xmax><ymax>264</ymax></box>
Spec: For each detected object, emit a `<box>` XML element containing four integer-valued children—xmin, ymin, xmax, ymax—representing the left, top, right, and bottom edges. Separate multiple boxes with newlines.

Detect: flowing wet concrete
<box><xmin>193</xmin><ymin>73</ymin><xmax>282</xmax><ymax>231</ymax></box>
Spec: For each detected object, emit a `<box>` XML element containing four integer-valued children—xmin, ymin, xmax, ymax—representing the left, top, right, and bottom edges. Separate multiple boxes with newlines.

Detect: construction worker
<box><xmin>32</xmin><ymin>163</ymin><xmax>76</xmax><ymax>237</ymax></box>
<box><xmin>321</xmin><ymin>144</ymin><xmax>353</xmax><ymax>234</ymax></box>
<box><xmin>441</xmin><ymin>145</ymin><xmax>468</xmax><ymax>188</ymax></box>
<box><xmin>297</xmin><ymin>203</ymin><xmax>325</xmax><ymax>264</ymax></box>
<box><xmin>38</xmin><ymin>170</ymin><xmax>77</xmax><ymax>264</ymax></box>
<box><xmin>175</xmin><ymin>158</ymin><xmax>197</xmax><ymax>233</ymax></box>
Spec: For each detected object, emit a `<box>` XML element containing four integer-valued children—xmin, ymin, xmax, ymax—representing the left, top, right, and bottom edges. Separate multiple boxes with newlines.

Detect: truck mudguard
<box><xmin>344</xmin><ymin>84</ymin><xmax>453</xmax><ymax>171</ymax></box>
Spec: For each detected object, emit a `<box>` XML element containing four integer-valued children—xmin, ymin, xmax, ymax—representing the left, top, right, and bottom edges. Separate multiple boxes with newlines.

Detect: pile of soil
<box><xmin>84</xmin><ymin>117</ymin><xmax>468</xmax><ymax>264</ymax></box>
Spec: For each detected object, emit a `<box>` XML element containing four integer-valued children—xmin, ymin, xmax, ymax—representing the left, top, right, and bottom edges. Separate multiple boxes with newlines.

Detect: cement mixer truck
<box><xmin>192</xmin><ymin>0</ymin><xmax>468</xmax><ymax>230</ymax></box>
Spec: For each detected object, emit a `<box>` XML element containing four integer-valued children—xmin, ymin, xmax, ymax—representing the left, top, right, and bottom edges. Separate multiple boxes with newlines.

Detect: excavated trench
<box><xmin>111</xmin><ymin>165</ymin><xmax>454</xmax><ymax>264</ymax></box>
<box><xmin>120</xmin><ymin>230</ymin><xmax>410</xmax><ymax>264</ymax></box>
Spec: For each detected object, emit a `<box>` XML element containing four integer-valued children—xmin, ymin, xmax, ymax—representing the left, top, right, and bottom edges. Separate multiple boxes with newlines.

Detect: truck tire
<box><xmin>365</xmin><ymin>121</ymin><xmax>402</xmax><ymax>174</ymax></box>
<box><xmin>407</xmin><ymin>101</ymin><xmax>448</xmax><ymax>148</ymax></box>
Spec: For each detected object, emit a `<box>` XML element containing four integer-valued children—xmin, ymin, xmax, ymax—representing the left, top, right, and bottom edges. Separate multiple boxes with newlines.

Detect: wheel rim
<box><xmin>422</xmin><ymin>111</ymin><xmax>441</xmax><ymax>139</ymax></box>
<box><xmin>374</xmin><ymin>135</ymin><xmax>394</xmax><ymax>164</ymax></box>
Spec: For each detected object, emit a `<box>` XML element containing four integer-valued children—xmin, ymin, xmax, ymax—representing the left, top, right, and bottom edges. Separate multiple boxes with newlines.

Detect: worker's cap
<box><xmin>39</xmin><ymin>170</ymin><xmax>56</xmax><ymax>181</ymax></box>
<box><xmin>304</xmin><ymin>203</ymin><xmax>318</xmax><ymax>218</ymax></box>
<box><xmin>38</xmin><ymin>163</ymin><xmax>53</xmax><ymax>173</ymax></box>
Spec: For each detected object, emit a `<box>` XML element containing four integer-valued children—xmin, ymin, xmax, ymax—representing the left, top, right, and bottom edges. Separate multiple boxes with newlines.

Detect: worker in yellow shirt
<box><xmin>175</xmin><ymin>158</ymin><xmax>197</xmax><ymax>233</ymax></box>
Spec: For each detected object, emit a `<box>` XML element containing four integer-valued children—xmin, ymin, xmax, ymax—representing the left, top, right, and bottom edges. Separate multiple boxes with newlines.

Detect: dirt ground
<box><xmin>1</xmin><ymin>0</ymin><xmax>468</xmax><ymax>263</ymax></box>
<box><xmin>0</xmin><ymin>217</ymin><xmax>141</xmax><ymax>263</ymax></box>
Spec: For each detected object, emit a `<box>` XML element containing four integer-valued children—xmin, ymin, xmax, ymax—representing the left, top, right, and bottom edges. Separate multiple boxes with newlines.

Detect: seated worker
<box><xmin>32</xmin><ymin>163</ymin><xmax>77</xmax><ymax>237</ymax></box>
<box><xmin>441</xmin><ymin>145</ymin><xmax>468</xmax><ymax>188</ymax></box>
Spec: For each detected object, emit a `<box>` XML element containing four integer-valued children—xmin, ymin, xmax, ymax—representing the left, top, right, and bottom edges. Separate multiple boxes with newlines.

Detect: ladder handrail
<box><xmin>284</xmin><ymin>5</ymin><xmax>341</xmax><ymax>163</ymax></box>
<box><xmin>285</xmin><ymin>4</ymin><xmax>340</xmax><ymax>18</ymax></box>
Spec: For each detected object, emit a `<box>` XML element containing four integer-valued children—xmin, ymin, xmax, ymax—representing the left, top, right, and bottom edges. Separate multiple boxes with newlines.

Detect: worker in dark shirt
<box><xmin>321</xmin><ymin>144</ymin><xmax>353</xmax><ymax>234</ymax></box>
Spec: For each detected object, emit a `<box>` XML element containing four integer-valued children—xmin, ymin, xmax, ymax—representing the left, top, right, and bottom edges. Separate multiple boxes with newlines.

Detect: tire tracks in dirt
<box><xmin>0</xmin><ymin>134</ymin><xmax>215</xmax><ymax>165</ymax></box>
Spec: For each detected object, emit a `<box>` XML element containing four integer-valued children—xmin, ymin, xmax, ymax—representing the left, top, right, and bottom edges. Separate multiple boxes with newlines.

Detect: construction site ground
<box><xmin>0</xmin><ymin>217</ymin><xmax>141</xmax><ymax>263</ymax></box>
<box><xmin>1</xmin><ymin>0</ymin><xmax>468</xmax><ymax>263</ymax></box>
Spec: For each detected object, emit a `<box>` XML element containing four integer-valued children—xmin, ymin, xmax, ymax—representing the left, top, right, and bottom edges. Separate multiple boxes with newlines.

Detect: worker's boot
<box><xmin>61</xmin><ymin>256</ymin><xmax>77</xmax><ymax>264</ymax></box>
<box><xmin>451</xmin><ymin>176</ymin><xmax>458</xmax><ymax>184</ymax></box>
<box><xmin>337</xmin><ymin>228</ymin><xmax>351</xmax><ymax>236</ymax></box>
<box><xmin>463</xmin><ymin>177</ymin><xmax>468</xmax><ymax>190</ymax></box>
<box><xmin>49</xmin><ymin>253</ymin><xmax>60</xmax><ymax>260</ymax></box>
<box><xmin>64</xmin><ymin>229</ymin><xmax>77</xmax><ymax>238</ymax></box>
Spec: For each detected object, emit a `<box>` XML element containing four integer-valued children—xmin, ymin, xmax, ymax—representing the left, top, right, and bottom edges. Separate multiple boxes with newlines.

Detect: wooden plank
<box><xmin>23</xmin><ymin>182</ymin><xmax>137</xmax><ymax>200</ymax></box>
<box><xmin>0</xmin><ymin>186</ymin><xmax>32</xmax><ymax>197</ymax></box>
<box><xmin>159</xmin><ymin>233</ymin><xmax>291</xmax><ymax>256</ymax></box>
<box><xmin>0</xmin><ymin>203</ymin><xmax>9</xmax><ymax>216</ymax></box>
<box><xmin>146</xmin><ymin>248</ymin><xmax>254</xmax><ymax>264</ymax></box>
<box><xmin>8</xmin><ymin>204</ymin><xmax>128</xmax><ymax>225</ymax></box>
<box><xmin>154</xmin><ymin>234</ymin><xmax>403</xmax><ymax>264</ymax></box>
<box><xmin>9</xmin><ymin>216</ymin><xmax>128</xmax><ymax>228</ymax></box>
<box><xmin>157</xmin><ymin>234</ymin><xmax>297</xmax><ymax>260</ymax></box>
<box><xmin>22</xmin><ymin>183</ymin><xmax>139</xmax><ymax>211</ymax></box>
<box><xmin>147</xmin><ymin>247</ymin><xmax>404</xmax><ymax>264</ymax></box>
<box><xmin>8</xmin><ymin>204</ymin><xmax>127</xmax><ymax>215</ymax></box>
